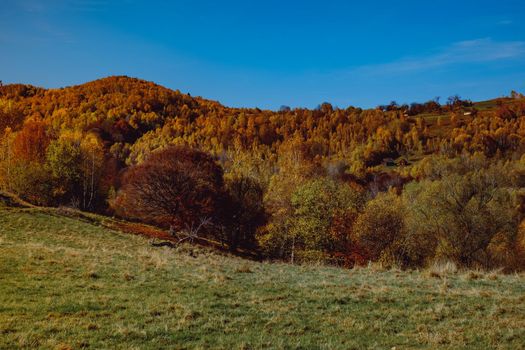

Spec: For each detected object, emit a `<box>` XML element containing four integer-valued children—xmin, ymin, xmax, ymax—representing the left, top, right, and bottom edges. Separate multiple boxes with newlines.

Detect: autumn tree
<box><xmin>112</xmin><ymin>146</ymin><xmax>226</xmax><ymax>239</ymax></box>
<box><xmin>257</xmin><ymin>135</ymin><xmax>322</xmax><ymax>261</ymax></box>
<box><xmin>12</xmin><ymin>118</ymin><xmax>50</xmax><ymax>163</ymax></box>
<box><xmin>0</xmin><ymin>128</ymin><xmax>15</xmax><ymax>191</ymax></box>
<box><xmin>287</xmin><ymin>178</ymin><xmax>364</xmax><ymax>264</ymax></box>
<box><xmin>223</xmin><ymin>174</ymin><xmax>266</xmax><ymax>251</ymax></box>
<box><xmin>45</xmin><ymin>131</ymin><xmax>105</xmax><ymax>209</ymax></box>
<box><xmin>79</xmin><ymin>133</ymin><xmax>105</xmax><ymax>210</ymax></box>
<box><xmin>354</xmin><ymin>191</ymin><xmax>407</xmax><ymax>266</ymax></box>
<box><xmin>403</xmin><ymin>166</ymin><xmax>520</xmax><ymax>268</ymax></box>
<box><xmin>1</xmin><ymin>118</ymin><xmax>53</xmax><ymax>205</ymax></box>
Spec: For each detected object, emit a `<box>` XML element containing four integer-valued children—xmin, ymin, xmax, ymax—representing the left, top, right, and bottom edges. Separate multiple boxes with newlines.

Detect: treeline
<box><xmin>1</xmin><ymin>76</ymin><xmax>524</xmax><ymax>270</ymax></box>
<box><xmin>113</xmin><ymin>145</ymin><xmax>525</xmax><ymax>270</ymax></box>
<box><xmin>376</xmin><ymin>95</ymin><xmax>472</xmax><ymax>115</ymax></box>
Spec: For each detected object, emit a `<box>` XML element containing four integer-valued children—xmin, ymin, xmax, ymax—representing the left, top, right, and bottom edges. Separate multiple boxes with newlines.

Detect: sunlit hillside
<box><xmin>1</xmin><ymin>77</ymin><xmax>525</xmax><ymax>271</ymax></box>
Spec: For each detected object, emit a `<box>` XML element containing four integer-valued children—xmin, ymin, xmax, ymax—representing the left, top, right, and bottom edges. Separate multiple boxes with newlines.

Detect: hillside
<box><xmin>1</xmin><ymin>76</ymin><xmax>523</xmax><ymax>175</ymax></box>
<box><xmin>1</xmin><ymin>76</ymin><xmax>525</xmax><ymax>271</ymax></box>
<box><xmin>1</xmin><ymin>206</ymin><xmax>524</xmax><ymax>349</ymax></box>
<box><xmin>1</xmin><ymin>76</ymin><xmax>523</xmax><ymax>166</ymax></box>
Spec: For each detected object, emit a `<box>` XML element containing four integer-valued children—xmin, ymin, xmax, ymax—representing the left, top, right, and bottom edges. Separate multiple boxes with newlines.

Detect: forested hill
<box><xmin>1</xmin><ymin>76</ymin><xmax>524</xmax><ymax>167</ymax></box>
<box><xmin>1</xmin><ymin>76</ymin><xmax>525</xmax><ymax>270</ymax></box>
<box><xmin>1</xmin><ymin>75</ymin><xmax>524</xmax><ymax>189</ymax></box>
<box><xmin>1</xmin><ymin>75</ymin><xmax>525</xmax><ymax>203</ymax></box>
<box><xmin>0</xmin><ymin>76</ymin><xmax>223</xmax><ymax>143</ymax></box>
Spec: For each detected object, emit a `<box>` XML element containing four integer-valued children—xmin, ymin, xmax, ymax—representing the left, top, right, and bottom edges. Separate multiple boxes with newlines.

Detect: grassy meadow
<box><xmin>1</xmin><ymin>207</ymin><xmax>524</xmax><ymax>349</ymax></box>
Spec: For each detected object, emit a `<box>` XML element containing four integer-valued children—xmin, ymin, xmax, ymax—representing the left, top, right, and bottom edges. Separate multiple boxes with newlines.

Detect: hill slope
<box><xmin>1</xmin><ymin>207</ymin><xmax>524</xmax><ymax>349</ymax></box>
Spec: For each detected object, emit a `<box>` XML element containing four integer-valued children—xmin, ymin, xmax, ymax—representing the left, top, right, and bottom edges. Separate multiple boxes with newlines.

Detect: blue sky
<box><xmin>1</xmin><ymin>0</ymin><xmax>524</xmax><ymax>109</ymax></box>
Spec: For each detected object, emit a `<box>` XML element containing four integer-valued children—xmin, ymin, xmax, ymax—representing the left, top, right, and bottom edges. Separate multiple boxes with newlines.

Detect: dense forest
<box><xmin>1</xmin><ymin>76</ymin><xmax>525</xmax><ymax>270</ymax></box>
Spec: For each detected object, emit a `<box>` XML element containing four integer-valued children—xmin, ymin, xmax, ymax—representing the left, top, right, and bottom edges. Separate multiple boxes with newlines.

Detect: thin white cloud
<box><xmin>352</xmin><ymin>38</ymin><xmax>525</xmax><ymax>76</ymax></box>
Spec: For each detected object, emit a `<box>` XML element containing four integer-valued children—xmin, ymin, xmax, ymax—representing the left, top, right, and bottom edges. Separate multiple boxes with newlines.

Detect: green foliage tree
<box><xmin>47</xmin><ymin>133</ymin><xmax>83</xmax><ymax>204</ymax></box>
<box><xmin>46</xmin><ymin>131</ymin><xmax>105</xmax><ymax>210</ymax></box>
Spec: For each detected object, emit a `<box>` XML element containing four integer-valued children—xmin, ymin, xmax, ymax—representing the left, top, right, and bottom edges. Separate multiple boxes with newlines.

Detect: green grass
<box><xmin>1</xmin><ymin>208</ymin><xmax>524</xmax><ymax>349</ymax></box>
